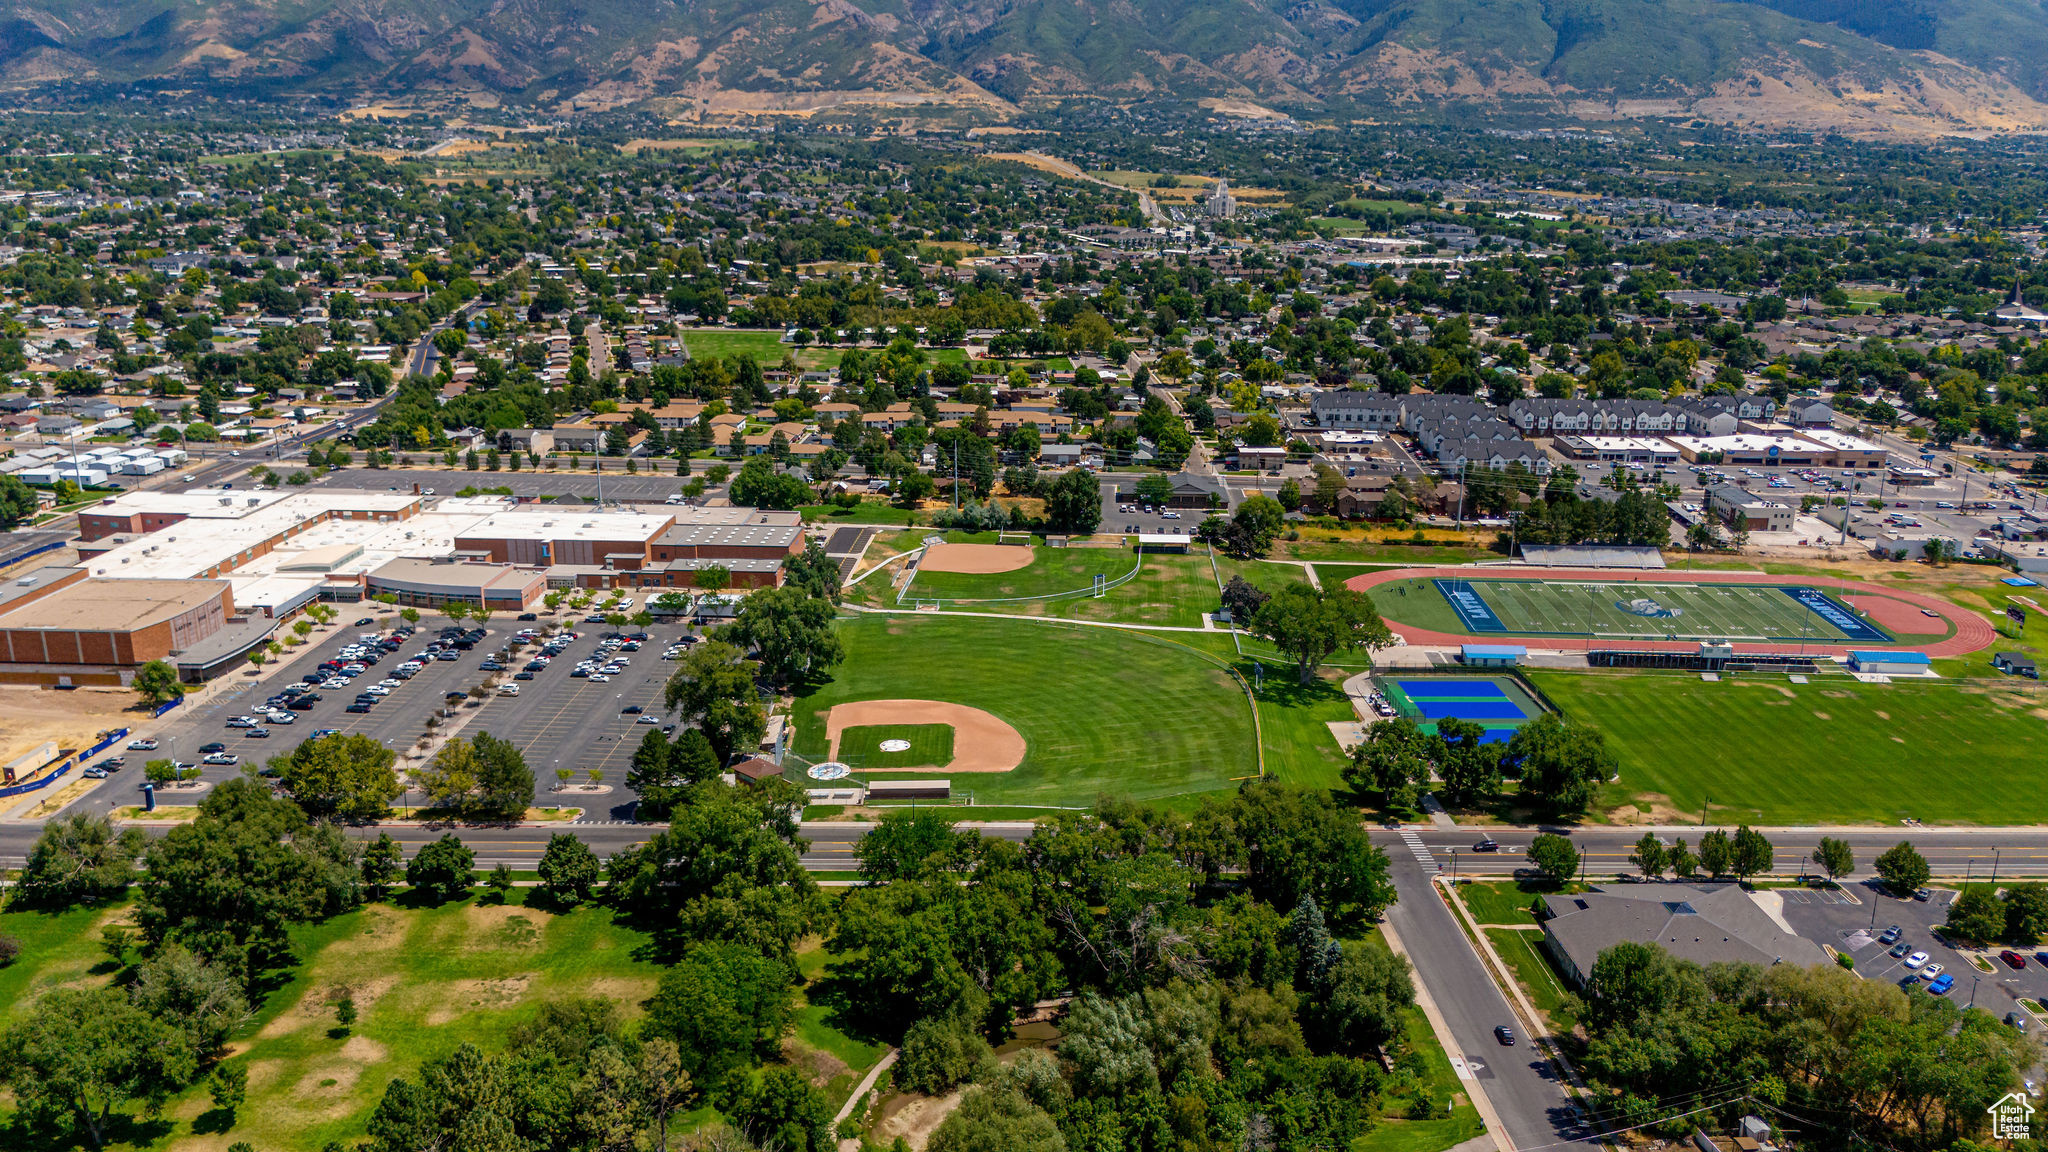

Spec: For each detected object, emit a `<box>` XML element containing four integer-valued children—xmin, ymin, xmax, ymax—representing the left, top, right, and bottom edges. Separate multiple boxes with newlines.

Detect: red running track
<box><xmin>1343</xmin><ymin>566</ymin><xmax>1999</xmax><ymax>659</ymax></box>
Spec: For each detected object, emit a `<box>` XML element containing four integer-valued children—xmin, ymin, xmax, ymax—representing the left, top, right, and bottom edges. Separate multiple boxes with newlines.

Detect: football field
<box><xmin>1412</xmin><ymin>577</ymin><xmax>1895</xmax><ymax>643</ymax></box>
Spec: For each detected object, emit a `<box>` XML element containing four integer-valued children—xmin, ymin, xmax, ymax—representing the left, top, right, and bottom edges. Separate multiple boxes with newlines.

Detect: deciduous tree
<box><xmin>268</xmin><ymin>732</ymin><xmax>401</xmax><ymax>822</ymax></box>
<box><xmin>1249</xmin><ymin>582</ymin><xmax>1392</xmax><ymax>686</ymax></box>
<box><xmin>662</xmin><ymin>641</ymin><xmax>766</xmax><ymax>762</ymax></box>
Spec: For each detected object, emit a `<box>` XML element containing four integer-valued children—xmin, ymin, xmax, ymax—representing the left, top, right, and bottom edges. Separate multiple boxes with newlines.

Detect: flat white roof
<box><xmin>457</xmin><ymin>509</ymin><xmax>675</xmax><ymax>543</ymax></box>
<box><xmin>81</xmin><ymin>489</ymin><xmax>425</xmax><ymax>580</ymax></box>
<box><xmin>1794</xmin><ymin>428</ymin><xmax>1885</xmax><ymax>453</ymax></box>
<box><xmin>1574</xmin><ymin>436</ymin><xmax>1676</xmax><ymax>451</ymax></box>
<box><xmin>1668</xmin><ymin>434</ymin><xmax>1824</xmax><ymax>453</ymax></box>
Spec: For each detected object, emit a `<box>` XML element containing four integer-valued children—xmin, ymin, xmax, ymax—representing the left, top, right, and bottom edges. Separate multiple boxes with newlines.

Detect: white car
<box><xmin>202</xmin><ymin>752</ymin><xmax>238</xmax><ymax>765</ymax></box>
<box><xmin>1904</xmin><ymin>951</ymin><xmax>1929</xmax><ymax>969</ymax></box>
<box><xmin>497</xmin><ymin>684</ymin><xmax>520</xmax><ymax>696</ymax></box>
<box><xmin>127</xmin><ymin>738</ymin><xmax>159</xmax><ymax>750</ymax></box>
<box><xmin>1920</xmin><ymin>963</ymin><xmax>1944</xmax><ymax>981</ymax></box>
<box><xmin>586</xmin><ymin>673</ymin><xmax>610</xmax><ymax>683</ymax></box>
<box><xmin>365</xmin><ymin>685</ymin><xmax>392</xmax><ymax>697</ymax></box>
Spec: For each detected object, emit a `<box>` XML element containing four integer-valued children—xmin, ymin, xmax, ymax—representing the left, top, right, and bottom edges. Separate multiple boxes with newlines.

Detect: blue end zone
<box><xmin>1396</xmin><ymin>680</ymin><xmax>1506</xmax><ymax>700</ymax></box>
<box><xmin>1434</xmin><ymin>579</ymin><xmax>1506</xmax><ymax>633</ymax></box>
<box><xmin>1415</xmin><ymin>700</ymin><xmax>1527</xmax><ymax>720</ymax></box>
<box><xmin>1779</xmin><ymin>587</ymin><xmax>1891</xmax><ymax>643</ymax></box>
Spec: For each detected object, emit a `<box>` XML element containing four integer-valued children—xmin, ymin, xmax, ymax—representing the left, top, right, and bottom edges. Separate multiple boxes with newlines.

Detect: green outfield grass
<box><xmin>792</xmin><ymin>615</ymin><xmax>1257</xmax><ymax>807</ymax></box>
<box><xmin>1529</xmin><ymin>670</ymin><xmax>2048</xmax><ymax>824</ymax></box>
<box><xmin>979</xmin><ymin>550</ymin><xmax>1224</xmax><ymax>629</ymax></box>
<box><xmin>905</xmin><ymin>541</ymin><xmax>1139</xmax><ymax>603</ymax></box>
<box><xmin>837</xmin><ymin>723</ymin><xmax>956</xmax><ymax>769</ymax></box>
<box><xmin>680</xmin><ymin>328</ymin><xmax>790</xmax><ymax>363</ymax></box>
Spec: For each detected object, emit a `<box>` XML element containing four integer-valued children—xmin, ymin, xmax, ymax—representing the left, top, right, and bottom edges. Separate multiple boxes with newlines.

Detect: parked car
<box><xmin>199</xmin><ymin>742</ymin><xmax>226</xmax><ymax>754</ymax></box>
<box><xmin>1920</xmin><ymin>963</ymin><xmax>1944</xmax><ymax>981</ymax></box>
<box><xmin>1888</xmin><ymin>942</ymin><xmax>1913</xmax><ymax>959</ymax></box>
<box><xmin>1904</xmin><ymin>951</ymin><xmax>1929</xmax><ymax>969</ymax></box>
<box><xmin>345</xmin><ymin>703</ymin><xmax>373</xmax><ymax>714</ymax></box>
<box><xmin>1880</xmin><ymin>925</ymin><xmax>1902</xmax><ymax>945</ymax></box>
<box><xmin>1913</xmin><ymin>888</ymin><xmax>1933</xmax><ymax>901</ymax></box>
<box><xmin>354</xmin><ymin>617</ymin><xmax>375</xmax><ymax>626</ymax></box>
<box><xmin>1927</xmin><ymin>973</ymin><xmax>1955</xmax><ymax>995</ymax></box>
<box><xmin>2001</xmin><ymin>950</ymin><xmax>2029</xmax><ymax>969</ymax></box>
<box><xmin>127</xmin><ymin>738</ymin><xmax>158</xmax><ymax>751</ymax></box>
<box><xmin>1494</xmin><ymin>1026</ymin><xmax>1515</xmax><ymax>1045</ymax></box>
<box><xmin>246</xmin><ymin>728</ymin><xmax>270</xmax><ymax>739</ymax></box>
<box><xmin>202</xmin><ymin>752</ymin><xmax>239</xmax><ymax>766</ymax></box>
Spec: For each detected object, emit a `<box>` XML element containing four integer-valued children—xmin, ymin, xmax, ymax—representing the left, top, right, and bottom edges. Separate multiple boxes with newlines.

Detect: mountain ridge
<box><xmin>7</xmin><ymin>0</ymin><xmax>2048</xmax><ymax>132</ymax></box>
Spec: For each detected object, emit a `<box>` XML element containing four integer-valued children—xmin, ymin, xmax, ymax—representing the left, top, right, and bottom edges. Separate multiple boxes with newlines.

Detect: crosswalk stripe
<box><xmin>1399</xmin><ymin>830</ymin><xmax>1439</xmax><ymax>872</ymax></box>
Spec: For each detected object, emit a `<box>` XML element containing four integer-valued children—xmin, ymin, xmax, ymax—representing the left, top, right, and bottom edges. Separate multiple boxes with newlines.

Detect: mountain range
<box><xmin>8</xmin><ymin>0</ymin><xmax>2048</xmax><ymax>132</ymax></box>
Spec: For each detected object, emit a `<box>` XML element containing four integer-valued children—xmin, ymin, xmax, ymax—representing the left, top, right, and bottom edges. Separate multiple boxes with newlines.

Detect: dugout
<box><xmin>866</xmin><ymin>779</ymin><xmax>951</xmax><ymax>802</ymax></box>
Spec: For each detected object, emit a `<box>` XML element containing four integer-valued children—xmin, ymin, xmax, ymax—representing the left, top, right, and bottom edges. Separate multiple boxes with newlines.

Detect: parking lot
<box><xmin>1096</xmin><ymin>475</ymin><xmax>1202</xmax><ymax>534</ymax></box>
<box><xmin>65</xmin><ymin>609</ymin><xmax>711</xmax><ymax>823</ymax></box>
<box><xmin>1779</xmin><ymin>883</ymin><xmax>2048</xmax><ymax>1039</ymax></box>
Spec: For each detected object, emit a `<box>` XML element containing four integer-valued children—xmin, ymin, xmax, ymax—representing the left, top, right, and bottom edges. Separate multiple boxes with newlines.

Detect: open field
<box><xmin>792</xmin><ymin>615</ymin><xmax>1257</xmax><ymax>807</ymax></box>
<box><xmin>679</xmin><ymin>329</ymin><xmax>789</xmax><ymax>363</ymax></box>
<box><xmin>905</xmin><ymin>541</ymin><xmax>1137</xmax><ymax>602</ymax></box>
<box><xmin>0</xmin><ymin>890</ymin><xmax>886</xmax><ymax>1152</ymax></box>
<box><xmin>1529</xmin><ymin>670</ymin><xmax>2048</xmax><ymax>824</ymax></box>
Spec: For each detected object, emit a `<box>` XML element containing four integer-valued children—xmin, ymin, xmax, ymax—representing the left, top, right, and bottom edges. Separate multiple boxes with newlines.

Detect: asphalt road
<box><xmin>1380</xmin><ymin>848</ymin><xmax>1599</xmax><ymax>1152</ymax></box>
<box><xmin>1416</xmin><ymin>827</ymin><xmax>2048</xmax><ymax>882</ymax></box>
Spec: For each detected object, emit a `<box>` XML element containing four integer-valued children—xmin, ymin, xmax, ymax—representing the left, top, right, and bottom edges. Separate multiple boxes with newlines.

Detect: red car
<box><xmin>2000</xmin><ymin>950</ymin><xmax>2028</xmax><ymax>970</ymax></box>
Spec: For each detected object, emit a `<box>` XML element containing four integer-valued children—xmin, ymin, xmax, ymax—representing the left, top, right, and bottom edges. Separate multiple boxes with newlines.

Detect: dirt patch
<box><xmin>425</xmin><ymin>973</ymin><xmax>537</xmax><ymax>1024</ymax></box>
<box><xmin>920</xmin><ymin>542</ymin><xmax>1034</xmax><ymax>574</ymax></box>
<box><xmin>258</xmin><ymin>975</ymin><xmax>401</xmax><ymax>1038</ymax></box>
<box><xmin>289</xmin><ymin>1036</ymin><xmax>389</xmax><ymax>1117</ymax></box>
<box><xmin>1769</xmin><ymin>685</ymin><xmax>1797</xmax><ymax>698</ymax></box>
<box><xmin>0</xmin><ymin>684</ymin><xmax>145</xmax><ymax>771</ymax></box>
<box><xmin>823</xmin><ymin>700</ymin><xmax>1025</xmax><ymax>772</ymax></box>
<box><xmin>582</xmin><ymin>975</ymin><xmax>659</xmax><ymax>1011</ymax></box>
<box><xmin>1607</xmin><ymin>792</ymin><xmax>1691</xmax><ymax>824</ymax></box>
<box><xmin>1812</xmin><ymin>711</ymin><xmax>1832</xmax><ymax>721</ymax></box>
<box><xmin>1874</xmin><ymin>710</ymin><xmax>1891</xmax><ymax>720</ymax></box>
<box><xmin>874</xmin><ymin>1087</ymin><xmax>968</xmax><ymax>1152</ymax></box>
<box><xmin>462</xmin><ymin>904</ymin><xmax>544</xmax><ymax>950</ymax></box>
<box><xmin>785</xmin><ymin>1037</ymin><xmax>851</xmax><ymax>1087</ymax></box>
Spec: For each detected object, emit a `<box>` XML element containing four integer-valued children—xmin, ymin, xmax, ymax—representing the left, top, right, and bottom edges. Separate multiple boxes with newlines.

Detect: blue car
<box><xmin>1927</xmin><ymin>973</ymin><xmax>1955</xmax><ymax>996</ymax></box>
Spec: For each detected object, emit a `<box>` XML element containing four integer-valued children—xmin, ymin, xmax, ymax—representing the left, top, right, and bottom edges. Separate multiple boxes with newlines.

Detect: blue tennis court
<box><xmin>1414</xmin><ymin>699</ymin><xmax>1527</xmax><ymax>720</ymax></box>
<box><xmin>1396</xmin><ymin>680</ymin><xmax>1506</xmax><ymax>700</ymax></box>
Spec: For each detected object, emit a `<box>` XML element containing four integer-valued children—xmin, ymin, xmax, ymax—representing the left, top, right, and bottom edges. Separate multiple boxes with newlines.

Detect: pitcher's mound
<box><xmin>824</xmin><ymin>699</ymin><xmax>1026</xmax><ymax>772</ymax></box>
<box><xmin>921</xmin><ymin>543</ymin><xmax>1034</xmax><ymax>574</ymax></box>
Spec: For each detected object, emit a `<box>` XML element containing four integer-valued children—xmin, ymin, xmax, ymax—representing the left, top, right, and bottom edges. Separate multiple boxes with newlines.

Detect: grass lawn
<box><xmin>0</xmin><ymin>891</ymin><xmax>885</xmax><ymax>1152</ymax></box>
<box><xmin>792</xmin><ymin>615</ymin><xmax>1257</xmax><ymax>807</ymax></box>
<box><xmin>1454</xmin><ymin>880</ymin><xmax>1548</xmax><ymax>927</ymax></box>
<box><xmin>680</xmin><ymin>329</ymin><xmax>789</xmax><ymax>363</ymax></box>
<box><xmin>1252</xmin><ymin>672</ymin><xmax>1359</xmax><ymax>795</ymax></box>
<box><xmin>837</xmin><ymin>723</ymin><xmax>956</xmax><ymax>770</ymax></box>
<box><xmin>799</xmin><ymin>501</ymin><xmax>921</xmax><ymax>526</ymax></box>
<box><xmin>906</xmin><ymin>542</ymin><xmax>1139</xmax><ymax>603</ymax></box>
<box><xmin>1354</xmin><ymin>934</ymin><xmax>1487</xmax><ymax>1152</ymax></box>
<box><xmin>960</xmin><ymin>550</ymin><xmax>1223</xmax><ymax>629</ymax></box>
<box><xmin>1529</xmin><ymin>670</ymin><xmax>2048</xmax><ymax>824</ymax></box>
<box><xmin>1484</xmin><ymin>928</ymin><xmax>1579</xmax><ymax>1031</ymax></box>
<box><xmin>0</xmin><ymin>898</ymin><xmax>133</xmax><ymax>1025</ymax></box>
